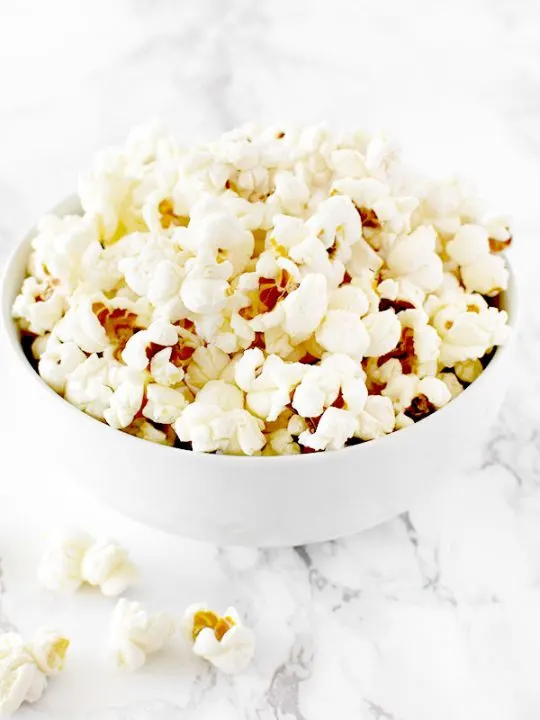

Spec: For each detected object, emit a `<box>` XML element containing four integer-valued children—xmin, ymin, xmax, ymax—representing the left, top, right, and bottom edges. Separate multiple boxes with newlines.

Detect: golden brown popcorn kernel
<box><xmin>158</xmin><ymin>199</ymin><xmax>189</xmax><ymax>229</ymax></box>
<box><xmin>377</xmin><ymin>327</ymin><xmax>415</xmax><ymax>374</ymax></box>
<box><xmin>404</xmin><ymin>393</ymin><xmax>436</xmax><ymax>421</ymax></box>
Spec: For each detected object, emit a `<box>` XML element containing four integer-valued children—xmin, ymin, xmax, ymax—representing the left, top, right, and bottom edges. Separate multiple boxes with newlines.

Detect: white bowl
<box><xmin>1</xmin><ymin>197</ymin><xmax>517</xmax><ymax>546</ymax></box>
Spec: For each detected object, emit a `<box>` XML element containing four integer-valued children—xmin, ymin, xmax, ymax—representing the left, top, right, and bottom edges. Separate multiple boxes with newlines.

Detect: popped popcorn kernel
<box><xmin>0</xmin><ymin>629</ymin><xmax>69</xmax><ymax>716</ymax></box>
<box><xmin>13</xmin><ymin>122</ymin><xmax>512</xmax><ymax>455</ymax></box>
<box><xmin>38</xmin><ymin>532</ymin><xmax>137</xmax><ymax>597</ymax></box>
<box><xmin>182</xmin><ymin>603</ymin><xmax>255</xmax><ymax>675</ymax></box>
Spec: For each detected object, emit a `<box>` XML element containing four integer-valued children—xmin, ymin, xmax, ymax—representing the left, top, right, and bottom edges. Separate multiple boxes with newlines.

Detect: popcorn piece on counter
<box><xmin>0</xmin><ymin>636</ymin><xmax>47</xmax><ymax>717</ymax></box>
<box><xmin>28</xmin><ymin>629</ymin><xmax>70</xmax><ymax>676</ymax></box>
<box><xmin>38</xmin><ymin>532</ymin><xmax>137</xmax><ymax>596</ymax></box>
<box><xmin>37</xmin><ymin>532</ymin><xmax>93</xmax><ymax>592</ymax></box>
<box><xmin>13</xmin><ymin>122</ymin><xmax>513</xmax><ymax>456</ymax></box>
<box><xmin>108</xmin><ymin>599</ymin><xmax>175</xmax><ymax>671</ymax></box>
<box><xmin>81</xmin><ymin>541</ymin><xmax>138</xmax><ymax>597</ymax></box>
<box><xmin>0</xmin><ymin>630</ymin><xmax>69</xmax><ymax>717</ymax></box>
<box><xmin>182</xmin><ymin>603</ymin><xmax>255</xmax><ymax>675</ymax></box>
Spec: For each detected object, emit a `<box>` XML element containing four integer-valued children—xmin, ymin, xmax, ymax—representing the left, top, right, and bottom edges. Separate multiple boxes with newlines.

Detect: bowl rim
<box><xmin>1</xmin><ymin>195</ymin><xmax>518</xmax><ymax>464</ymax></box>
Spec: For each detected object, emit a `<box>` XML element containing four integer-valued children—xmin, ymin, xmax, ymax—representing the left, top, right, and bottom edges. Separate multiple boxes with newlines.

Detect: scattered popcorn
<box><xmin>38</xmin><ymin>532</ymin><xmax>137</xmax><ymax>596</ymax></box>
<box><xmin>28</xmin><ymin>629</ymin><xmax>70</xmax><ymax>677</ymax></box>
<box><xmin>0</xmin><ymin>630</ymin><xmax>69</xmax><ymax>717</ymax></box>
<box><xmin>108</xmin><ymin>599</ymin><xmax>175</xmax><ymax>671</ymax></box>
<box><xmin>13</xmin><ymin>123</ymin><xmax>512</xmax><ymax>454</ymax></box>
<box><xmin>182</xmin><ymin>603</ymin><xmax>255</xmax><ymax>675</ymax></box>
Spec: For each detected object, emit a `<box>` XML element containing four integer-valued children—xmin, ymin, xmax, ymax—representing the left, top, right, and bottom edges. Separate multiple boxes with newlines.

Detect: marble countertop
<box><xmin>1</xmin><ymin>1</ymin><xmax>540</xmax><ymax>718</ymax></box>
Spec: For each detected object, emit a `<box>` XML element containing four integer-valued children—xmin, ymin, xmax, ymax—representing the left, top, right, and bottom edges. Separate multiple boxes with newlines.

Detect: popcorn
<box><xmin>55</xmin><ymin>296</ymin><xmax>109</xmax><ymax>353</ymax></box>
<box><xmin>37</xmin><ymin>335</ymin><xmax>87</xmax><ymax>394</ymax></box>
<box><xmin>142</xmin><ymin>384</ymin><xmax>188</xmax><ymax>424</ymax></box>
<box><xmin>64</xmin><ymin>355</ymin><xmax>117</xmax><ymax>420</ymax></box>
<box><xmin>38</xmin><ymin>532</ymin><xmax>137</xmax><ymax>597</ymax></box>
<box><xmin>104</xmin><ymin>373</ymin><xmax>146</xmax><ymax>429</ymax></box>
<box><xmin>182</xmin><ymin>603</ymin><xmax>255</xmax><ymax>675</ymax></box>
<box><xmin>0</xmin><ymin>630</ymin><xmax>68</xmax><ymax>717</ymax></box>
<box><xmin>298</xmin><ymin>407</ymin><xmax>358</xmax><ymax>451</ymax></box>
<box><xmin>186</xmin><ymin>345</ymin><xmax>230</xmax><ymax>389</ymax></box>
<box><xmin>108</xmin><ymin>599</ymin><xmax>175</xmax><ymax>671</ymax></box>
<box><xmin>14</xmin><ymin>123</ymin><xmax>512</xmax><ymax>456</ymax></box>
<box><xmin>438</xmin><ymin>371</ymin><xmax>464</xmax><ymax>399</ymax></box>
<box><xmin>315</xmin><ymin>310</ymin><xmax>370</xmax><ymax>359</ymax></box>
<box><xmin>281</xmin><ymin>273</ymin><xmax>328</xmax><ymax>344</ymax></box>
<box><xmin>454</xmin><ymin>358</ymin><xmax>484</xmax><ymax>384</ymax></box>
<box><xmin>28</xmin><ymin>629</ymin><xmax>70</xmax><ymax>677</ymax></box>
<box><xmin>174</xmin><ymin>381</ymin><xmax>266</xmax><ymax>455</ymax></box>
<box><xmin>328</xmin><ymin>285</ymin><xmax>369</xmax><ymax>315</ymax></box>
<box><xmin>446</xmin><ymin>224</ymin><xmax>509</xmax><ymax>296</ymax></box>
<box><xmin>149</xmin><ymin>347</ymin><xmax>185</xmax><ymax>387</ymax></box>
<box><xmin>460</xmin><ymin>255</ymin><xmax>509</xmax><ymax>297</ymax></box>
<box><xmin>180</xmin><ymin>257</ymin><xmax>233</xmax><ymax>315</ymax></box>
<box><xmin>30</xmin><ymin>213</ymin><xmax>101</xmax><ymax>289</ymax></box>
<box><xmin>37</xmin><ymin>532</ymin><xmax>92</xmax><ymax>592</ymax></box>
<box><xmin>119</xmin><ymin>236</ymin><xmax>184</xmax><ymax>305</ymax></box>
<box><xmin>356</xmin><ymin>395</ymin><xmax>396</xmax><ymax>441</ymax></box>
<box><xmin>363</xmin><ymin>309</ymin><xmax>402</xmax><ymax>357</ymax></box>
<box><xmin>122</xmin><ymin>320</ymin><xmax>179</xmax><ymax>371</ymax></box>
<box><xmin>438</xmin><ymin>307</ymin><xmax>509</xmax><ymax>367</ymax></box>
<box><xmin>383</xmin><ymin>374</ymin><xmax>452</xmax><ymax>418</ymax></box>
<box><xmin>234</xmin><ymin>350</ymin><xmax>307</xmax><ymax>421</ymax></box>
<box><xmin>12</xmin><ymin>277</ymin><xmax>66</xmax><ymax>335</ymax></box>
<box><xmin>264</xmin><ymin>428</ymin><xmax>301</xmax><ymax>455</ymax></box>
<box><xmin>292</xmin><ymin>354</ymin><xmax>368</xmax><ymax>418</ymax></box>
<box><xmin>385</xmin><ymin>225</ymin><xmax>444</xmax><ymax>292</ymax></box>
<box><xmin>81</xmin><ymin>541</ymin><xmax>138</xmax><ymax>597</ymax></box>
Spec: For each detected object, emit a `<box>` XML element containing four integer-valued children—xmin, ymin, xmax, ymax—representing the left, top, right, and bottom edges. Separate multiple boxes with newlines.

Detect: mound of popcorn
<box><xmin>12</xmin><ymin>123</ymin><xmax>512</xmax><ymax>455</ymax></box>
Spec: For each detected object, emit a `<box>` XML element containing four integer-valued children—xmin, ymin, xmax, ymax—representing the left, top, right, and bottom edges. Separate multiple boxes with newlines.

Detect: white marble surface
<box><xmin>1</xmin><ymin>0</ymin><xmax>540</xmax><ymax>717</ymax></box>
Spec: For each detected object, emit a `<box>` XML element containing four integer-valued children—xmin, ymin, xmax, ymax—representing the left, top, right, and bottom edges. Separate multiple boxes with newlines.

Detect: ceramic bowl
<box><xmin>1</xmin><ymin>197</ymin><xmax>517</xmax><ymax>546</ymax></box>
